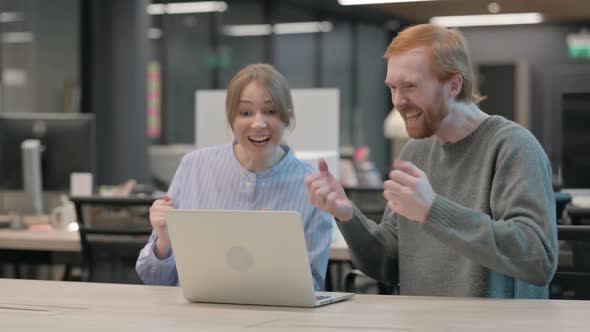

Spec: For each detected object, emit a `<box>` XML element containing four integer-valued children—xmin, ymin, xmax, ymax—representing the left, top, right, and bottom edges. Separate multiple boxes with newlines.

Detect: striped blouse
<box><xmin>136</xmin><ymin>143</ymin><xmax>333</xmax><ymax>290</ymax></box>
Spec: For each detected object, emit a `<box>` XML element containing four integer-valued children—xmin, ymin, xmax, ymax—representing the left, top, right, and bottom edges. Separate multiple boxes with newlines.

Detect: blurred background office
<box><xmin>0</xmin><ymin>0</ymin><xmax>589</xmax><ymax>295</ymax></box>
<box><xmin>1</xmin><ymin>0</ymin><xmax>589</xmax><ymax>192</ymax></box>
<box><xmin>0</xmin><ymin>0</ymin><xmax>589</xmax><ymax>188</ymax></box>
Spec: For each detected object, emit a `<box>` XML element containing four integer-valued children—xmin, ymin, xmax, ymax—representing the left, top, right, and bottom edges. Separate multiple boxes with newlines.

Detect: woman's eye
<box><xmin>266</xmin><ymin>109</ymin><xmax>277</xmax><ymax>115</ymax></box>
<box><xmin>239</xmin><ymin>111</ymin><xmax>252</xmax><ymax>116</ymax></box>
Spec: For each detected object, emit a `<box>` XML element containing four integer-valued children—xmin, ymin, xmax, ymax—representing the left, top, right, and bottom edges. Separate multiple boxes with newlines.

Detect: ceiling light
<box><xmin>0</xmin><ymin>12</ymin><xmax>22</xmax><ymax>23</ymax></box>
<box><xmin>338</xmin><ymin>0</ymin><xmax>436</xmax><ymax>5</ymax></box>
<box><xmin>273</xmin><ymin>21</ymin><xmax>333</xmax><ymax>34</ymax></box>
<box><xmin>222</xmin><ymin>24</ymin><xmax>272</xmax><ymax>37</ymax></box>
<box><xmin>487</xmin><ymin>2</ymin><xmax>501</xmax><ymax>14</ymax></box>
<box><xmin>147</xmin><ymin>1</ymin><xmax>227</xmax><ymax>15</ymax></box>
<box><xmin>222</xmin><ymin>21</ymin><xmax>333</xmax><ymax>37</ymax></box>
<box><xmin>148</xmin><ymin>28</ymin><xmax>162</xmax><ymax>39</ymax></box>
<box><xmin>2</xmin><ymin>32</ymin><xmax>34</xmax><ymax>43</ymax></box>
<box><xmin>430</xmin><ymin>13</ymin><xmax>543</xmax><ymax>27</ymax></box>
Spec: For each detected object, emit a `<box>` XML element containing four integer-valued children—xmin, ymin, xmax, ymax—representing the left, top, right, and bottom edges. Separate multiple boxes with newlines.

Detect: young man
<box><xmin>306</xmin><ymin>24</ymin><xmax>557</xmax><ymax>298</ymax></box>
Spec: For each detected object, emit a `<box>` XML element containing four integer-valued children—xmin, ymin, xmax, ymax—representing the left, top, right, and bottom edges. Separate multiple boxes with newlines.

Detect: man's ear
<box><xmin>448</xmin><ymin>73</ymin><xmax>464</xmax><ymax>98</ymax></box>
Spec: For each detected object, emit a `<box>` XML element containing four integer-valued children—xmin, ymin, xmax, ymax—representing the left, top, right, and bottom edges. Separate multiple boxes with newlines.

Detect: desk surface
<box><xmin>0</xmin><ymin>228</ymin><xmax>351</xmax><ymax>260</ymax></box>
<box><xmin>0</xmin><ymin>228</ymin><xmax>80</xmax><ymax>252</ymax></box>
<box><xmin>2</xmin><ymin>279</ymin><xmax>590</xmax><ymax>331</ymax></box>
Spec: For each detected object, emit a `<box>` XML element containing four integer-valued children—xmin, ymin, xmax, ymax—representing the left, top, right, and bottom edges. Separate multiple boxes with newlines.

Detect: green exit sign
<box><xmin>567</xmin><ymin>30</ymin><xmax>590</xmax><ymax>60</ymax></box>
<box><xmin>568</xmin><ymin>46</ymin><xmax>590</xmax><ymax>60</ymax></box>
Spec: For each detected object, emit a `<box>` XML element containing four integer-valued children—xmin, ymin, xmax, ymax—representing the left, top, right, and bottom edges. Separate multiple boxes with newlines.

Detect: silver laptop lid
<box><xmin>166</xmin><ymin>209</ymin><xmax>319</xmax><ymax>307</ymax></box>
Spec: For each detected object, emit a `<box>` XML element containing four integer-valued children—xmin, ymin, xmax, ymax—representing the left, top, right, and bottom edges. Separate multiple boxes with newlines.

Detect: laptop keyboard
<box><xmin>315</xmin><ymin>295</ymin><xmax>330</xmax><ymax>300</ymax></box>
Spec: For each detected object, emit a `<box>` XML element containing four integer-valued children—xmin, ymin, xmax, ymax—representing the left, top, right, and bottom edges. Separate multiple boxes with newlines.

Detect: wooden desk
<box><xmin>0</xmin><ymin>228</ymin><xmax>80</xmax><ymax>252</ymax></box>
<box><xmin>0</xmin><ymin>229</ymin><xmax>80</xmax><ymax>279</ymax></box>
<box><xmin>2</xmin><ymin>279</ymin><xmax>590</xmax><ymax>331</ymax></box>
<box><xmin>0</xmin><ymin>228</ymin><xmax>350</xmax><ymax>260</ymax></box>
<box><xmin>0</xmin><ymin>227</ymin><xmax>349</xmax><ymax>286</ymax></box>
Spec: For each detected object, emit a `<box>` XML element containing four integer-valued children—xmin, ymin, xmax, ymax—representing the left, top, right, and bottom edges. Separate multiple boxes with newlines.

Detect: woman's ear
<box><xmin>288</xmin><ymin>110</ymin><xmax>295</xmax><ymax>130</ymax></box>
<box><xmin>448</xmin><ymin>73</ymin><xmax>464</xmax><ymax>98</ymax></box>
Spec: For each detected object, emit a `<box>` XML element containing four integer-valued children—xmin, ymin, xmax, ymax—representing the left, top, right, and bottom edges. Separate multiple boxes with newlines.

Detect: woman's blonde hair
<box><xmin>384</xmin><ymin>24</ymin><xmax>483</xmax><ymax>103</ymax></box>
<box><xmin>225</xmin><ymin>63</ymin><xmax>294</xmax><ymax>130</ymax></box>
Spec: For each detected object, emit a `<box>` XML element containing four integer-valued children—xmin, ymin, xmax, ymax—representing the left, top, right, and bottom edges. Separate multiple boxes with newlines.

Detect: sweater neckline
<box><xmin>439</xmin><ymin>116</ymin><xmax>498</xmax><ymax>154</ymax></box>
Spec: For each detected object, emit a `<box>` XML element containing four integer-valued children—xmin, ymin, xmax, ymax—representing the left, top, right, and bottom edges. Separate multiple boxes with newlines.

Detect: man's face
<box><xmin>385</xmin><ymin>47</ymin><xmax>449</xmax><ymax>139</ymax></box>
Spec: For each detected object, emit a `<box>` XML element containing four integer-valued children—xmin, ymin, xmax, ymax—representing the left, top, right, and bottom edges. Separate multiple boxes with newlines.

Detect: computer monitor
<box><xmin>0</xmin><ymin>113</ymin><xmax>96</xmax><ymax>191</ymax></box>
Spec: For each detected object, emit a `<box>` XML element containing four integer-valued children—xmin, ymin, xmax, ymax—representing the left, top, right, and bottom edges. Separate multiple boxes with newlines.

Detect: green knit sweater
<box><xmin>339</xmin><ymin>115</ymin><xmax>558</xmax><ymax>298</ymax></box>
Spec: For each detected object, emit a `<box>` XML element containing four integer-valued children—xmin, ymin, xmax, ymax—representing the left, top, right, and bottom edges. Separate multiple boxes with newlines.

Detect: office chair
<box><xmin>550</xmin><ymin>192</ymin><xmax>590</xmax><ymax>299</ymax></box>
<box><xmin>344</xmin><ymin>269</ymin><xmax>398</xmax><ymax>294</ymax></box>
<box><xmin>555</xmin><ymin>192</ymin><xmax>572</xmax><ymax>224</ymax></box>
<box><xmin>71</xmin><ymin>196</ymin><xmax>154</xmax><ymax>283</ymax></box>
<box><xmin>551</xmin><ymin>225</ymin><xmax>590</xmax><ymax>299</ymax></box>
<box><xmin>77</xmin><ymin>225</ymin><xmax>152</xmax><ymax>283</ymax></box>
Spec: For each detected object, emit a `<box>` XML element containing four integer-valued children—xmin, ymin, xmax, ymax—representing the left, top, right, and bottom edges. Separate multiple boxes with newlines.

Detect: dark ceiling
<box><xmin>284</xmin><ymin>0</ymin><xmax>590</xmax><ymax>25</ymax></box>
<box><xmin>370</xmin><ymin>0</ymin><xmax>590</xmax><ymax>24</ymax></box>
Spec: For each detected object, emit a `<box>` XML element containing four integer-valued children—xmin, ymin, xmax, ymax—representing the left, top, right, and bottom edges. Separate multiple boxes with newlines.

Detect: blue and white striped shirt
<box><xmin>136</xmin><ymin>143</ymin><xmax>333</xmax><ymax>290</ymax></box>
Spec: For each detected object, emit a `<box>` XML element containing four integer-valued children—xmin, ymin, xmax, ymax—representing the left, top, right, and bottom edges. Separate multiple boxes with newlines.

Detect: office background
<box><xmin>0</xmin><ymin>0</ymin><xmax>588</xmax><ymax>189</ymax></box>
<box><xmin>0</xmin><ymin>0</ymin><xmax>589</xmax><ymax>300</ymax></box>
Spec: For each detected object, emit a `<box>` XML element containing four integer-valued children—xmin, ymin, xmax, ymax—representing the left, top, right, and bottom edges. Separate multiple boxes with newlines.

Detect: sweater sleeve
<box><xmin>337</xmin><ymin>203</ymin><xmax>400</xmax><ymax>286</ymax></box>
<box><xmin>421</xmin><ymin>133</ymin><xmax>558</xmax><ymax>287</ymax></box>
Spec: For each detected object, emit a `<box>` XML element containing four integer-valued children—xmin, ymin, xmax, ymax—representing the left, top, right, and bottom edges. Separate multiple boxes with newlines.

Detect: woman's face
<box><xmin>231</xmin><ymin>81</ymin><xmax>287</xmax><ymax>163</ymax></box>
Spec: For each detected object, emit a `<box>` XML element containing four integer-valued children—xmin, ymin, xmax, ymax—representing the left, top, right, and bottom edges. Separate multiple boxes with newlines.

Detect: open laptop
<box><xmin>166</xmin><ymin>209</ymin><xmax>354</xmax><ymax>307</ymax></box>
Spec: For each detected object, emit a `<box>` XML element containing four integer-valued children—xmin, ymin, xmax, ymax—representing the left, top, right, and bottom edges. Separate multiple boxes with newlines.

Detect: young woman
<box><xmin>136</xmin><ymin>64</ymin><xmax>333</xmax><ymax>290</ymax></box>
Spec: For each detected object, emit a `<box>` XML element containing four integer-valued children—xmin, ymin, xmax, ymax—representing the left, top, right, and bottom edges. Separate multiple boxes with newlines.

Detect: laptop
<box><xmin>166</xmin><ymin>209</ymin><xmax>354</xmax><ymax>307</ymax></box>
